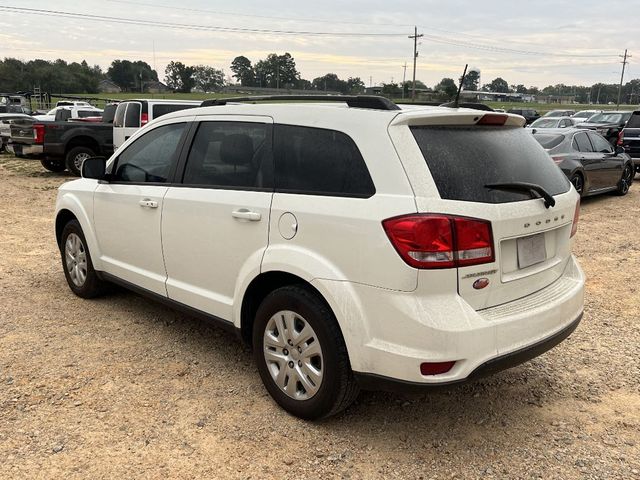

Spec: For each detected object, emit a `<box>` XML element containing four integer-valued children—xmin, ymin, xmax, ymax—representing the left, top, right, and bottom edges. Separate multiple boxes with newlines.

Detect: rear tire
<box><xmin>40</xmin><ymin>158</ymin><xmax>66</xmax><ymax>172</ymax></box>
<box><xmin>616</xmin><ymin>164</ymin><xmax>633</xmax><ymax>196</ymax></box>
<box><xmin>252</xmin><ymin>285</ymin><xmax>359</xmax><ymax>420</ymax></box>
<box><xmin>65</xmin><ymin>146</ymin><xmax>95</xmax><ymax>176</ymax></box>
<box><xmin>570</xmin><ymin>173</ymin><xmax>584</xmax><ymax>197</ymax></box>
<box><xmin>60</xmin><ymin>220</ymin><xmax>107</xmax><ymax>298</ymax></box>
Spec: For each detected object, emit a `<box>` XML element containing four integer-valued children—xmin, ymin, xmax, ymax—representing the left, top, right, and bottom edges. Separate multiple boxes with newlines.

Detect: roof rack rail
<box><xmin>200</xmin><ymin>95</ymin><xmax>400</xmax><ymax>111</ymax></box>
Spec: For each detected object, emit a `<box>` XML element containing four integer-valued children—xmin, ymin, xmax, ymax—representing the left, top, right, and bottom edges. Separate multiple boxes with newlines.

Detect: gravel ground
<box><xmin>0</xmin><ymin>154</ymin><xmax>639</xmax><ymax>480</ymax></box>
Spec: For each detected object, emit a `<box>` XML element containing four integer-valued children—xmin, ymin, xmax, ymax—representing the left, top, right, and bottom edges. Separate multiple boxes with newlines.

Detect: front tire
<box><xmin>616</xmin><ymin>164</ymin><xmax>633</xmax><ymax>196</ymax></box>
<box><xmin>253</xmin><ymin>285</ymin><xmax>359</xmax><ymax>420</ymax></box>
<box><xmin>60</xmin><ymin>220</ymin><xmax>106</xmax><ymax>298</ymax></box>
<box><xmin>65</xmin><ymin>146</ymin><xmax>95</xmax><ymax>176</ymax></box>
<box><xmin>40</xmin><ymin>158</ymin><xmax>66</xmax><ymax>172</ymax></box>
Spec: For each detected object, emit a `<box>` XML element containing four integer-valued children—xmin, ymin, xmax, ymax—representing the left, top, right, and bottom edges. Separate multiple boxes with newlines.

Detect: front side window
<box><xmin>273</xmin><ymin>125</ymin><xmax>375</xmax><ymax>197</ymax></box>
<box><xmin>182</xmin><ymin>121</ymin><xmax>272</xmax><ymax>189</ymax></box>
<box><xmin>588</xmin><ymin>132</ymin><xmax>613</xmax><ymax>153</ymax></box>
<box><xmin>112</xmin><ymin>123</ymin><xmax>186</xmax><ymax>183</ymax></box>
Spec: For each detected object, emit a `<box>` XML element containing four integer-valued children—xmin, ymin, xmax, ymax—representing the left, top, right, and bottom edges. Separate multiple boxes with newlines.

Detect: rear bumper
<box><xmin>318</xmin><ymin>255</ymin><xmax>585</xmax><ymax>386</ymax></box>
<box><xmin>7</xmin><ymin>143</ymin><xmax>43</xmax><ymax>158</ymax></box>
<box><xmin>355</xmin><ymin>311</ymin><xmax>582</xmax><ymax>392</ymax></box>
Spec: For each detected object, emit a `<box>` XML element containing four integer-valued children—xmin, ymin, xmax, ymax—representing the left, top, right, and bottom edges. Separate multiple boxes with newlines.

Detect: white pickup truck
<box><xmin>33</xmin><ymin>105</ymin><xmax>103</xmax><ymax>122</ymax></box>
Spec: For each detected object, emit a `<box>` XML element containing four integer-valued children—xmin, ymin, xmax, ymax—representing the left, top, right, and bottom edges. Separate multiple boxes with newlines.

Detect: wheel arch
<box><xmin>65</xmin><ymin>135</ymin><xmax>100</xmax><ymax>155</ymax></box>
<box><xmin>55</xmin><ymin>194</ymin><xmax>103</xmax><ymax>270</ymax></box>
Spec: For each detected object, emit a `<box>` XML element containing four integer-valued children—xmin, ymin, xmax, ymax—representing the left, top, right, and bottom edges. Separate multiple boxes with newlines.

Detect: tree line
<box><xmin>0</xmin><ymin>55</ymin><xmax>638</xmax><ymax>104</ymax></box>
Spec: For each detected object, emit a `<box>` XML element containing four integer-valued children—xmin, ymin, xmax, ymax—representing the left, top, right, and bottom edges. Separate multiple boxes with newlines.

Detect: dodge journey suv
<box><xmin>55</xmin><ymin>95</ymin><xmax>585</xmax><ymax>419</ymax></box>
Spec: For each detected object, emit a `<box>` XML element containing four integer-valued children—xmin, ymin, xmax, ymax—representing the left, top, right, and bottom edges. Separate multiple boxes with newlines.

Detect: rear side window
<box><xmin>274</xmin><ymin>125</ymin><xmax>375</xmax><ymax>197</ymax></box>
<box><xmin>113</xmin><ymin>123</ymin><xmax>186</xmax><ymax>183</ymax></box>
<box><xmin>124</xmin><ymin>103</ymin><xmax>141</xmax><ymax>127</ymax></box>
<box><xmin>102</xmin><ymin>104</ymin><xmax>117</xmax><ymax>124</ymax></box>
<box><xmin>77</xmin><ymin>110</ymin><xmax>101</xmax><ymax>118</ymax></box>
<box><xmin>626</xmin><ymin>112</ymin><xmax>640</xmax><ymax>128</ymax></box>
<box><xmin>152</xmin><ymin>104</ymin><xmax>197</xmax><ymax>119</ymax></box>
<box><xmin>113</xmin><ymin>103</ymin><xmax>126</xmax><ymax>127</ymax></box>
<box><xmin>572</xmin><ymin>132</ymin><xmax>593</xmax><ymax>152</ymax></box>
<box><xmin>410</xmin><ymin>126</ymin><xmax>569</xmax><ymax>204</ymax></box>
<box><xmin>182</xmin><ymin>121</ymin><xmax>272</xmax><ymax>189</ymax></box>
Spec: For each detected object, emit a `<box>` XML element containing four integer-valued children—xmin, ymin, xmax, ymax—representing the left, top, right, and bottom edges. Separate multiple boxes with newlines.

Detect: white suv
<box><xmin>54</xmin><ymin>96</ymin><xmax>585</xmax><ymax>419</ymax></box>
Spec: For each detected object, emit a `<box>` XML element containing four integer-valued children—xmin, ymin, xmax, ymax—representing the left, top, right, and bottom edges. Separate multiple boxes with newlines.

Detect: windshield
<box><xmin>410</xmin><ymin>126</ymin><xmax>570</xmax><ymax>204</ymax></box>
<box><xmin>531</xmin><ymin>118</ymin><xmax>559</xmax><ymax>128</ymax></box>
<box><xmin>573</xmin><ymin>111</ymin><xmax>596</xmax><ymax>119</ymax></box>
<box><xmin>544</xmin><ymin>111</ymin><xmax>564</xmax><ymax>117</ymax></box>
<box><xmin>587</xmin><ymin>113</ymin><xmax>622</xmax><ymax>124</ymax></box>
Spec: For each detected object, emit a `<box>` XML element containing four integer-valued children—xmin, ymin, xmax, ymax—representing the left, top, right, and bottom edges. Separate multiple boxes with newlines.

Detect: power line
<box><xmin>409</xmin><ymin>27</ymin><xmax>424</xmax><ymax>99</ymax></box>
<box><xmin>0</xmin><ymin>6</ymin><xmax>407</xmax><ymax>37</ymax></box>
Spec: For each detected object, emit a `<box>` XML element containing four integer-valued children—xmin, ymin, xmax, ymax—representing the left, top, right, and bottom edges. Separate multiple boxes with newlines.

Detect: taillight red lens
<box><xmin>33</xmin><ymin>124</ymin><xmax>45</xmax><ymax>144</ymax></box>
<box><xmin>140</xmin><ymin>112</ymin><xmax>149</xmax><ymax>126</ymax></box>
<box><xmin>477</xmin><ymin>114</ymin><xmax>507</xmax><ymax>126</ymax></box>
<box><xmin>570</xmin><ymin>200</ymin><xmax>580</xmax><ymax>238</ymax></box>
<box><xmin>383</xmin><ymin>214</ymin><xmax>494</xmax><ymax>269</ymax></box>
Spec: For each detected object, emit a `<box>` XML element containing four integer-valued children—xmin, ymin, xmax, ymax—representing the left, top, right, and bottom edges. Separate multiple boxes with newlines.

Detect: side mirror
<box><xmin>615</xmin><ymin>145</ymin><xmax>625</xmax><ymax>155</ymax></box>
<box><xmin>81</xmin><ymin>156</ymin><xmax>107</xmax><ymax>179</ymax></box>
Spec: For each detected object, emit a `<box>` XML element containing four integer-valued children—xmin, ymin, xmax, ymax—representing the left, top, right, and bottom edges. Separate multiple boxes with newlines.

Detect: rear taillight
<box><xmin>382</xmin><ymin>214</ymin><xmax>494</xmax><ymax>269</ymax></box>
<box><xmin>570</xmin><ymin>200</ymin><xmax>580</xmax><ymax>238</ymax></box>
<box><xmin>617</xmin><ymin>130</ymin><xmax>624</xmax><ymax>146</ymax></box>
<box><xmin>33</xmin><ymin>124</ymin><xmax>45</xmax><ymax>144</ymax></box>
<box><xmin>140</xmin><ymin>112</ymin><xmax>149</xmax><ymax>126</ymax></box>
<box><xmin>420</xmin><ymin>361</ymin><xmax>456</xmax><ymax>376</ymax></box>
<box><xmin>477</xmin><ymin>114</ymin><xmax>507</xmax><ymax>126</ymax></box>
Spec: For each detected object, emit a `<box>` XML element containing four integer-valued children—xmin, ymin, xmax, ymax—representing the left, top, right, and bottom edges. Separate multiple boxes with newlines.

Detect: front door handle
<box><xmin>139</xmin><ymin>199</ymin><xmax>158</xmax><ymax>208</ymax></box>
<box><xmin>232</xmin><ymin>208</ymin><xmax>261</xmax><ymax>221</ymax></box>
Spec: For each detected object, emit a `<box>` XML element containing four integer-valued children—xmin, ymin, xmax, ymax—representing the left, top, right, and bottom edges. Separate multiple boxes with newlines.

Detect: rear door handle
<box><xmin>139</xmin><ymin>199</ymin><xmax>158</xmax><ymax>208</ymax></box>
<box><xmin>232</xmin><ymin>208</ymin><xmax>261</xmax><ymax>221</ymax></box>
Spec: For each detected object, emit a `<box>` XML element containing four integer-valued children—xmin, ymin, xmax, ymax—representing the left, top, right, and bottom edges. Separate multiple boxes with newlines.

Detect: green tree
<box><xmin>230</xmin><ymin>56</ymin><xmax>255</xmax><ymax>86</ymax></box>
<box><xmin>402</xmin><ymin>79</ymin><xmax>427</xmax><ymax>97</ymax></box>
<box><xmin>382</xmin><ymin>82</ymin><xmax>402</xmax><ymax>96</ymax></box>
<box><xmin>488</xmin><ymin>77</ymin><xmax>510</xmax><ymax>93</ymax></box>
<box><xmin>107</xmin><ymin>60</ymin><xmax>156</xmax><ymax>92</ymax></box>
<box><xmin>346</xmin><ymin>77</ymin><xmax>365</xmax><ymax>94</ymax></box>
<box><xmin>434</xmin><ymin>78</ymin><xmax>458</xmax><ymax>99</ymax></box>
<box><xmin>461</xmin><ymin>70</ymin><xmax>480</xmax><ymax>91</ymax></box>
<box><xmin>254</xmin><ymin>53</ymin><xmax>299</xmax><ymax>89</ymax></box>
<box><xmin>312</xmin><ymin>73</ymin><xmax>346</xmax><ymax>92</ymax></box>
<box><xmin>165</xmin><ymin>61</ymin><xmax>195</xmax><ymax>93</ymax></box>
<box><xmin>193</xmin><ymin>65</ymin><xmax>224</xmax><ymax>92</ymax></box>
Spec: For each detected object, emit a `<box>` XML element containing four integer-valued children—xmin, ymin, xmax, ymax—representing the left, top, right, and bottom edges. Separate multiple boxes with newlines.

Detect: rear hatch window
<box><xmin>533</xmin><ymin>133</ymin><xmax>565</xmax><ymax>149</ymax></box>
<box><xmin>626</xmin><ymin>112</ymin><xmax>640</xmax><ymax>128</ymax></box>
<box><xmin>410</xmin><ymin>126</ymin><xmax>569</xmax><ymax>203</ymax></box>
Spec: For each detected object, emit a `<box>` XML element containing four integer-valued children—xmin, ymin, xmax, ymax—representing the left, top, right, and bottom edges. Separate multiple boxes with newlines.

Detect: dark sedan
<box><xmin>532</xmin><ymin>128</ymin><xmax>634</xmax><ymax>197</ymax></box>
<box><xmin>573</xmin><ymin>111</ymin><xmax>632</xmax><ymax>144</ymax></box>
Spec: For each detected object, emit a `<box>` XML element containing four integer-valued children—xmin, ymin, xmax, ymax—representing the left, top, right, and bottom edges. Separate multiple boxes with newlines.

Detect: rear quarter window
<box><xmin>410</xmin><ymin>126</ymin><xmax>569</xmax><ymax>204</ymax></box>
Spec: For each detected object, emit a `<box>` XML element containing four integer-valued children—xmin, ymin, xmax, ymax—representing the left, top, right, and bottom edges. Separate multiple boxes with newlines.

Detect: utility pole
<box><xmin>408</xmin><ymin>26</ymin><xmax>423</xmax><ymax>101</ymax></box>
<box><xmin>402</xmin><ymin>62</ymin><xmax>407</xmax><ymax>99</ymax></box>
<box><xmin>617</xmin><ymin>49</ymin><xmax>631</xmax><ymax>108</ymax></box>
<box><xmin>369</xmin><ymin>76</ymin><xmax>372</xmax><ymax>88</ymax></box>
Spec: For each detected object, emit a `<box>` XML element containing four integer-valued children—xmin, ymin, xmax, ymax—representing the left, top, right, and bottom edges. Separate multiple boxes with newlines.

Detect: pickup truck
<box><xmin>619</xmin><ymin>110</ymin><xmax>640</xmax><ymax>172</ymax></box>
<box><xmin>8</xmin><ymin>103</ymin><xmax>117</xmax><ymax>175</ymax></box>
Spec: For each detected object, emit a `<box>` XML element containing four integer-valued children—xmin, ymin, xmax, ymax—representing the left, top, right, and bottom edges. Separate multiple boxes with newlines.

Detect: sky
<box><xmin>0</xmin><ymin>0</ymin><xmax>638</xmax><ymax>88</ymax></box>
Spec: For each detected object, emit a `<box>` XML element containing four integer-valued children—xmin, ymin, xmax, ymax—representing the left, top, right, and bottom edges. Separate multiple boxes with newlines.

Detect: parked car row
<box><xmin>4</xmin><ymin>99</ymin><xmax>200</xmax><ymax>174</ymax></box>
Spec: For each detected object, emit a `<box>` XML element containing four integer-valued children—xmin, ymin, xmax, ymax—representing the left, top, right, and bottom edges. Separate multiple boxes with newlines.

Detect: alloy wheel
<box><xmin>65</xmin><ymin>233</ymin><xmax>87</xmax><ymax>287</ymax></box>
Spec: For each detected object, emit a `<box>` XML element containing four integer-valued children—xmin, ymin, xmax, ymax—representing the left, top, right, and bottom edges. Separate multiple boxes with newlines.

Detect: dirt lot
<box><xmin>0</xmin><ymin>154</ymin><xmax>639</xmax><ymax>480</ymax></box>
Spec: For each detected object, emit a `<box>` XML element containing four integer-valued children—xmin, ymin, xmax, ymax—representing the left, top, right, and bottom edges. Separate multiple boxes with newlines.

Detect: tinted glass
<box><xmin>113</xmin><ymin>103</ymin><xmax>126</xmax><ymax>127</ymax></box>
<box><xmin>124</xmin><ymin>102</ymin><xmax>141</xmax><ymax>127</ymax></box>
<box><xmin>102</xmin><ymin>104</ymin><xmax>117</xmax><ymax>124</ymax></box>
<box><xmin>274</xmin><ymin>125</ymin><xmax>375</xmax><ymax>197</ymax></box>
<box><xmin>410</xmin><ymin>126</ymin><xmax>569</xmax><ymax>204</ymax></box>
<box><xmin>113</xmin><ymin>123</ymin><xmax>186</xmax><ymax>183</ymax></box>
<box><xmin>152</xmin><ymin>103</ymin><xmax>197</xmax><ymax>119</ymax></box>
<box><xmin>533</xmin><ymin>133</ymin><xmax>565</xmax><ymax>149</ymax></box>
<box><xmin>588</xmin><ymin>113</ymin><xmax>622</xmax><ymax>124</ymax></box>
<box><xmin>627</xmin><ymin>112</ymin><xmax>640</xmax><ymax>128</ymax></box>
<box><xmin>77</xmin><ymin>110</ymin><xmax>102</xmax><ymax>118</ymax></box>
<box><xmin>588</xmin><ymin>132</ymin><xmax>613</xmax><ymax>153</ymax></box>
<box><xmin>573</xmin><ymin>132</ymin><xmax>593</xmax><ymax>152</ymax></box>
<box><xmin>182</xmin><ymin>121</ymin><xmax>272</xmax><ymax>189</ymax></box>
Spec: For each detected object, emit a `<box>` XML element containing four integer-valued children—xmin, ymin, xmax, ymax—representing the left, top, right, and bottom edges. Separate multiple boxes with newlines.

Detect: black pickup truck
<box><xmin>619</xmin><ymin>110</ymin><xmax>640</xmax><ymax>172</ymax></box>
<box><xmin>8</xmin><ymin>103</ymin><xmax>117</xmax><ymax>175</ymax></box>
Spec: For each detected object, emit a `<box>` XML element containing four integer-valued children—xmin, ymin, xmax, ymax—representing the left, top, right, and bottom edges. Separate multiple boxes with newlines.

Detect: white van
<box><xmin>112</xmin><ymin>99</ymin><xmax>201</xmax><ymax>149</ymax></box>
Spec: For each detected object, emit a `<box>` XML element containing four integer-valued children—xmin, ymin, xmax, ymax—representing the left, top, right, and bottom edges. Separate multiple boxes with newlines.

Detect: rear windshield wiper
<box><xmin>484</xmin><ymin>182</ymin><xmax>556</xmax><ymax>209</ymax></box>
